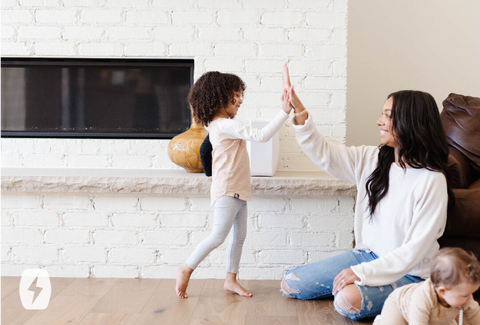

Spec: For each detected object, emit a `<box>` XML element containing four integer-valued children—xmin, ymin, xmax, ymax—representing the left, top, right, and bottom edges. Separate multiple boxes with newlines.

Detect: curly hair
<box><xmin>188</xmin><ymin>71</ymin><xmax>246</xmax><ymax>127</ymax></box>
<box><xmin>430</xmin><ymin>247</ymin><xmax>480</xmax><ymax>288</ymax></box>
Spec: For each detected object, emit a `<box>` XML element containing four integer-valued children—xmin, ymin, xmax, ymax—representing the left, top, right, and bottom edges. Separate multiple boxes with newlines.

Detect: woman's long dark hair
<box><xmin>365</xmin><ymin>90</ymin><xmax>454</xmax><ymax>217</ymax></box>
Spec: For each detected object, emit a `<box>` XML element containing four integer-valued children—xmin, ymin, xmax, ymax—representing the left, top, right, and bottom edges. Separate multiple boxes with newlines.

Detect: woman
<box><xmin>281</xmin><ymin>65</ymin><xmax>454</xmax><ymax>320</ymax></box>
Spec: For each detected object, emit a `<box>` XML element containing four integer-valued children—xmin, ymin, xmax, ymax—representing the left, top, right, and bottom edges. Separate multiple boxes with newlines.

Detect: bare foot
<box><xmin>224</xmin><ymin>279</ymin><xmax>253</xmax><ymax>297</ymax></box>
<box><xmin>176</xmin><ymin>265</ymin><xmax>193</xmax><ymax>299</ymax></box>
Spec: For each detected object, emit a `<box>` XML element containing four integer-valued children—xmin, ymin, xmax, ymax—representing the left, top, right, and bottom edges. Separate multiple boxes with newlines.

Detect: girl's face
<box><xmin>438</xmin><ymin>280</ymin><xmax>480</xmax><ymax>308</ymax></box>
<box><xmin>224</xmin><ymin>91</ymin><xmax>243</xmax><ymax>118</ymax></box>
<box><xmin>377</xmin><ymin>97</ymin><xmax>397</xmax><ymax>148</ymax></box>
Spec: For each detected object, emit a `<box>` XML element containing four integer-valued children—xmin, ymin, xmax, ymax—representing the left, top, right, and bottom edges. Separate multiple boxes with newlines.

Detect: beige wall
<box><xmin>346</xmin><ymin>0</ymin><xmax>480</xmax><ymax>146</ymax></box>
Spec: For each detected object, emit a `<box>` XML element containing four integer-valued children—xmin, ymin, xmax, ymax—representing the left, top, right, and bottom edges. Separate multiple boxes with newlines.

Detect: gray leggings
<box><xmin>186</xmin><ymin>195</ymin><xmax>248</xmax><ymax>274</ymax></box>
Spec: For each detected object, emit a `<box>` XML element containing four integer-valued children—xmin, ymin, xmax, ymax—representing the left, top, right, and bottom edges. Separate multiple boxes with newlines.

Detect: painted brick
<box><xmin>160</xmin><ymin>213</ymin><xmax>208</xmax><ymax>228</ymax></box>
<box><xmin>63</xmin><ymin>0</ymin><xmax>104</xmax><ymax>6</ymax></box>
<box><xmin>126</xmin><ymin>10</ymin><xmax>169</xmax><ymax>25</ymax></box>
<box><xmin>150</xmin><ymin>0</ymin><xmax>195</xmax><ymax>9</ymax></box>
<box><xmin>79</xmin><ymin>42</ymin><xmax>124</xmax><ymax>56</ymax></box>
<box><xmin>188</xmin><ymin>198</ymin><xmax>212</xmax><ymax>212</ymax></box>
<box><xmin>20</xmin><ymin>0</ymin><xmax>61</xmax><ymax>5</ymax></box>
<box><xmin>18</xmin><ymin>26</ymin><xmax>61</xmax><ymax>40</ymax></box>
<box><xmin>66</xmin><ymin>154</ymin><xmax>109</xmax><ymax>168</ymax></box>
<box><xmin>245</xmin><ymin>231</ymin><xmax>288</xmax><ymax>247</ymax></box>
<box><xmin>1</xmin><ymin>152</ymin><xmax>22</xmax><ymax>166</ymax></box>
<box><xmin>306</xmin><ymin>215</ymin><xmax>353</xmax><ymax>231</ymax></box>
<box><xmin>111</xmin><ymin>155</ymin><xmax>151</xmax><ymax>168</ymax></box>
<box><xmin>81</xmin><ymin>10</ymin><xmax>123</xmax><ymax>23</ymax></box>
<box><xmin>1</xmin><ymin>245</ymin><xmax>12</xmax><ymax>263</ymax></box>
<box><xmin>22</xmin><ymin>153</ymin><xmax>64</xmax><ymax>166</ymax></box>
<box><xmin>304</xmin><ymin>76</ymin><xmax>346</xmax><ymax>90</ymax></box>
<box><xmin>1</xmin><ymin>194</ymin><xmax>42</xmax><ymax>209</ymax></box>
<box><xmin>214</xmin><ymin>42</ymin><xmax>256</xmax><ymax>57</ymax></box>
<box><xmin>2</xmin><ymin>227</ymin><xmax>44</xmax><ymax>244</ymax></box>
<box><xmin>45</xmin><ymin>229</ymin><xmax>90</xmax><ymax>244</ymax></box>
<box><xmin>34</xmin><ymin>42</ymin><xmax>77</xmax><ymax>56</ymax></box>
<box><xmin>107</xmin><ymin>27</ymin><xmax>151</xmax><ymax>40</ymax></box>
<box><xmin>142</xmin><ymin>197</ymin><xmax>186</xmax><ymax>211</ymax></box>
<box><xmin>62</xmin><ymin>245</ymin><xmax>106</xmax><ymax>263</ymax></box>
<box><xmin>197</xmin><ymin>0</ymin><xmax>242</xmax><ymax>9</ymax></box>
<box><xmin>306</xmin><ymin>12</ymin><xmax>346</xmax><ymax>28</ymax></box>
<box><xmin>93</xmin><ymin>196</ymin><xmax>139</xmax><ymax>212</ymax></box>
<box><xmin>258</xmin><ymin>250</ymin><xmax>304</xmax><ymax>265</ymax></box>
<box><xmin>106</xmin><ymin>0</ymin><xmax>148</xmax><ymax>7</ymax></box>
<box><xmin>63</xmin><ymin>26</ymin><xmax>104</xmax><ymax>40</ymax></box>
<box><xmin>288</xmin><ymin>28</ymin><xmax>332</xmax><ymax>42</ymax></box>
<box><xmin>290</xmin><ymin>197</ymin><xmax>338</xmax><ymax>214</ymax></box>
<box><xmin>12</xmin><ymin>244</ymin><xmax>58</xmax><ymax>263</ymax></box>
<box><xmin>110</xmin><ymin>213</ymin><xmax>157</xmax><ymax>228</ymax></box>
<box><xmin>336</xmin><ymin>230</ymin><xmax>354</xmax><ymax>249</ymax></box>
<box><xmin>261</xmin><ymin>12</ymin><xmax>303</xmax><ymax>26</ymax></box>
<box><xmin>288</xmin><ymin>0</ymin><xmax>332</xmax><ymax>9</ymax></box>
<box><xmin>14</xmin><ymin>211</ymin><xmax>60</xmax><ymax>227</ymax></box>
<box><xmin>43</xmin><ymin>195</ymin><xmax>93</xmax><ymax>211</ymax></box>
<box><xmin>63</xmin><ymin>212</ymin><xmax>109</xmax><ymax>228</ymax></box>
<box><xmin>154</xmin><ymin>26</ymin><xmax>195</xmax><ymax>41</ymax></box>
<box><xmin>257</xmin><ymin>213</ymin><xmax>304</xmax><ymax>229</ymax></box>
<box><xmin>94</xmin><ymin>230</ymin><xmax>138</xmax><ymax>246</ymax></box>
<box><xmin>305</xmin><ymin>44</ymin><xmax>346</xmax><ymax>58</ymax></box>
<box><xmin>204</xmin><ymin>57</ymin><xmax>243</xmax><ymax>73</ymax></box>
<box><xmin>197</xmin><ymin>26</ymin><xmax>241</xmax><ymax>41</ymax></box>
<box><xmin>244</xmin><ymin>59</ymin><xmax>285</xmax><ymax>73</ymax></box>
<box><xmin>35</xmin><ymin>10</ymin><xmax>78</xmax><ymax>23</ymax></box>
<box><xmin>243</xmin><ymin>27</ymin><xmax>286</xmax><ymax>42</ymax></box>
<box><xmin>289</xmin><ymin>232</ymin><xmax>335</xmax><ymax>247</ymax></box>
<box><xmin>243</xmin><ymin>0</ymin><xmax>286</xmax><ymax>9</ymax></box>
<box><xmin>217</xmin><ymin>10</ymin><xmax>260</xmax><ymax>26</ymax></box>
<box><xmin>172</xmin><ymin>11</ymin><xmax>214</xmax><ymax>25</ymax></box>
<box><xmin>141</xmin><ymin>230</ymin><xmax>188</xmax><ymax>246</ymax></box>
<box><xmin>2</xmin><ymin>26</ymin><xmax>16</xmax><ymax>39</ymax></box>
<box><xmin>258</xmin><ymin>43</ymin><xmax>303</xmax><ymax>57</ymax></box>
<box><xmin>108</xmin><ymin>247</ymin><xmax>156</xmax><ymax>264</ymax></box>
<box><xmin>1</xmin><ymin>0</ymin><xmax>17</xmax><ymax>7</ymax></box>
<box><xmin>1</xmin><ymin>9</ymin><xmax>33</xmax><ymax>23</ymax></box>
<box><xmin>288</xmin><ymin>59</ymin><xmax>331</xmax><ymax>76</ymax></box>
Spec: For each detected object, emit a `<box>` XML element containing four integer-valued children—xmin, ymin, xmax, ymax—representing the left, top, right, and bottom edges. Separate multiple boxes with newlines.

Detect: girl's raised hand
<box><xmin>283</xmin><ymin>64</ymin><xmax>305</xmax><ymax>111</ymax></box>
<box><xmin>282</xmin><ymin>89</ymin><xmax>293</xmax><ymax>115</ymax></box>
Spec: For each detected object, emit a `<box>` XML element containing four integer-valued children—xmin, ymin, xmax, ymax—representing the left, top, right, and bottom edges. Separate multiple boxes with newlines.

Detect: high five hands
<box><xmin>282</xmin><ymin>63</ymin><xmax>308</xmax><ymax>124</ymax></box>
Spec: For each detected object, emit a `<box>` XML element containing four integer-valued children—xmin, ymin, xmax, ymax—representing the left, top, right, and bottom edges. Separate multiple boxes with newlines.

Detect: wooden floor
<box><xmin>2</xmin><ymin>277</ymin><xmax>374</xmax><ymax>325</ymax></box>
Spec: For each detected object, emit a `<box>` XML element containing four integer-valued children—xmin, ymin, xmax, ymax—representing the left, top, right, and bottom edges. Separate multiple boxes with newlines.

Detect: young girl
<box><xmin>175</xmin><ymin>71</ymin><xmax>292</xmax><ymax>298</ymax></box>
<box><xmin>374</xmin><ymin>247</ymin><xmax>480</xmax><ymax>325</ymax></box>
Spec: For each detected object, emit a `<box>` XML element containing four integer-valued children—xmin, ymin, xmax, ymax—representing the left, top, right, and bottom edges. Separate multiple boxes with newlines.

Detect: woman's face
<box><xmin>377</xmin><ymin>97</ymin><xmax>397</xmax><ymax>148</ymax></box>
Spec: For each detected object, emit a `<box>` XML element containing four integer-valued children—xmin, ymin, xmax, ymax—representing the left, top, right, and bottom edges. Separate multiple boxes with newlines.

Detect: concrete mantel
<box><xmin>1</xmin><ymin>168</ymin><xmax>357</xmax><ymax>197</ymax></box>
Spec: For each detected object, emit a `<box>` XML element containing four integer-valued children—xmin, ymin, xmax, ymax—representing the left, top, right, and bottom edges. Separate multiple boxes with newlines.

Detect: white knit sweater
<box><xmin>293</xmin><ymin>115</ymin><xmax>448</xmax><ymax>286</ymax></box>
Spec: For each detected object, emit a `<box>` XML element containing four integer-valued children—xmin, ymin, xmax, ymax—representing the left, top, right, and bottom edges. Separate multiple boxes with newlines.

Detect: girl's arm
<box><xmin>218</xmin><ymin>110</ymin><xmax>289</xmax><ymax>143</ymax></box>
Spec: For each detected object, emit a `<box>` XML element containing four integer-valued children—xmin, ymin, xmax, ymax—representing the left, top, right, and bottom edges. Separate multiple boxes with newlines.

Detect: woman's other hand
<box><xmin>332</xmin><ymin>268</ymin><xmax>361</xmax><ymax>295</ymax></box>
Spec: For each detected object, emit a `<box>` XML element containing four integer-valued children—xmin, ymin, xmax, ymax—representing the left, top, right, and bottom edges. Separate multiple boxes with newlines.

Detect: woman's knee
<box><xmin>280</xmin><ymin>272</ymin><xmax>302</xmax><ymax>298</ymax></box>
<box><xmin>334</xmin><ymin>284</ymin><xmax>362</xmax><ymax>316</ymax></box>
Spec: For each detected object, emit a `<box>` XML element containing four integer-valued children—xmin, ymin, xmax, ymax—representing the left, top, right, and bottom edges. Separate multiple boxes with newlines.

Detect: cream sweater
<box><xmin>293</xmin><ymin>115</ymin><xmax>448</xmax><ymax>286</ymax></box>
<box><xmin>208</xmin><ymin>110</ymin><xmax>289</xmax><ymax>205</ymax></box>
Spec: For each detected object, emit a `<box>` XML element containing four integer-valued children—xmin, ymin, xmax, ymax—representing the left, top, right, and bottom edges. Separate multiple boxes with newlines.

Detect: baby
<box><xmin>374</xmin><ymin>247</ymin><xmax>480</xmax><ymax>325</ymax></box>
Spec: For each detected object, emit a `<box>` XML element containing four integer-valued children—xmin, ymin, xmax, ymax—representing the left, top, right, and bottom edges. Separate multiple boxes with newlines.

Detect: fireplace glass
<box><xmin>1</xmin><ymin>58</ymin><xmax>194</xmax><ymax>139</ymax></box>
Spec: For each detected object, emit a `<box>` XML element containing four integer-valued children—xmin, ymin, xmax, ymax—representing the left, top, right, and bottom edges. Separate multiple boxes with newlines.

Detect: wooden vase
<box><xmin>168</xmin><ymin>115</ymin><xmax>208</xmax><ymax>173</ymax></box>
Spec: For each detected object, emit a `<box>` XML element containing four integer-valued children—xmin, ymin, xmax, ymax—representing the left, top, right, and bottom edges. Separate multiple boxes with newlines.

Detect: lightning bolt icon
<box><xmin>27</xmin><ymin>276</ymin><xmax>44</xmax><ymax>304</ymax></box>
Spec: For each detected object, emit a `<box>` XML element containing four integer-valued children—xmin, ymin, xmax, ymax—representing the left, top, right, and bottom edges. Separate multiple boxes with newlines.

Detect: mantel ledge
<box><xmin>1</xmin><ymin>167</ymin><xmax>357</xmax><ymax>197</ymax></box>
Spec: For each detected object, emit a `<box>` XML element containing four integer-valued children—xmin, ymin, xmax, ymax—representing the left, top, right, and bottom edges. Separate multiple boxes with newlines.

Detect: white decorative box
<box><xmin>247</xmin><ymin>119</ymin><xmax>280</xmax><ymax>177</ymax></box>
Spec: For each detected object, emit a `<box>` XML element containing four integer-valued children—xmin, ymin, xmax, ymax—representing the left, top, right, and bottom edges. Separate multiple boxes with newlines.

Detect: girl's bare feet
<box><xmin>224</xmin><ymin>273</ymin><xmax>253</xmax><ymax>297</ymax></box>
<box><xmin>176</xmin><ymin>265</ymin><xmax>194</xmax><ymax>299</ymax></box>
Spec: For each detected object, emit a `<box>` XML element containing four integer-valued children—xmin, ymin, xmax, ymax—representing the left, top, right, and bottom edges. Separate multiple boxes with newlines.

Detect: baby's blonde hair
<box><xmin>430</xmin><ymin>247</ymin><xmax>480</xmax><ymax>289</ymax></box>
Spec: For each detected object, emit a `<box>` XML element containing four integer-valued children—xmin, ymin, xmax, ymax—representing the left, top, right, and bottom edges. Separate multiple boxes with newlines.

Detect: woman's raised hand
<box><xmin>282</xmin><ymin>64</ymin><xmax>305</xmax><ymax>112</ymax></box>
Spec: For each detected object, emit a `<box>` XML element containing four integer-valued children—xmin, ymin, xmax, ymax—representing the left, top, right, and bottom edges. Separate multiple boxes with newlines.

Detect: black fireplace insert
<box><xmin>1</xmin><ymin>57</ymin><xmax>194</xmax><ymax>139</ymax></box>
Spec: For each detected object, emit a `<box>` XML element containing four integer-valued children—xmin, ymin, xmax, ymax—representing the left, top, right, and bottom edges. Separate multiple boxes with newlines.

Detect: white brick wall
<box><xmin>1</xmin><ymin>0</ymin><xmax>348</xmax><ymax>172</ymax></box>
<box><xmin>1</xmin><ymin>192</ymin><xmax>354</xmax><ymax>279</ymax></box>
<box><xmin>1</xmin><ymin>0</ymin><xmax>353</xmax><ymax>279</ymax></box>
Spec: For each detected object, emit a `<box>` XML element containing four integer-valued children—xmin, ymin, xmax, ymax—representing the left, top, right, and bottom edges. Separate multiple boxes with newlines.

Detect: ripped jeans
<box><xmin>280</xmin><ymin>249</ymin><xmax>423</xmax><ymax>320</ymax></box>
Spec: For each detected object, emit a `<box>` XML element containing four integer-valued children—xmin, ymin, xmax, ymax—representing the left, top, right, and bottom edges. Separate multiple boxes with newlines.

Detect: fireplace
<box><xmin>1</xmin><ymin>58</ymin><xmax>194</xmax><ymax>139</ymax></box>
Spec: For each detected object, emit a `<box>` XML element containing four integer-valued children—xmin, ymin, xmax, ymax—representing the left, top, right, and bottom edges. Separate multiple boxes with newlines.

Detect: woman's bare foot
<box><xmin>176</xmin><ymin>265</ymin><xmax>194</xmax><ymax>299</ymax></box>
<box><xmin>224</xmin><ymin>273</ymin><xmax>253</xmax><ymax>297</ymax></box>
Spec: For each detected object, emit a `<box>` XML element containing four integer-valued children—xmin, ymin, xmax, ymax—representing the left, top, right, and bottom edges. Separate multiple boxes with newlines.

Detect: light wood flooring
<box><xmin>2</xmin><ymin>277</ymin><xmax>374</xmax><ymax>325</ymax></box>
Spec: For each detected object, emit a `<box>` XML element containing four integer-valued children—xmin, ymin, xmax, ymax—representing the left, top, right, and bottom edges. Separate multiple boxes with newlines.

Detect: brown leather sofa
<box><xmin>438</xmin><ymin>93</ymin><xmax>480</xmax><ymax>265</ymax></box>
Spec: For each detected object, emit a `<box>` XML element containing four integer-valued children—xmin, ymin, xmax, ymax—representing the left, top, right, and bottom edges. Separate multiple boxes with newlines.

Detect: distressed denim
<box><xmin>280</xmin><ymin>249</ymin><xmax>423</xmax><ymax>320</ymax></box>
